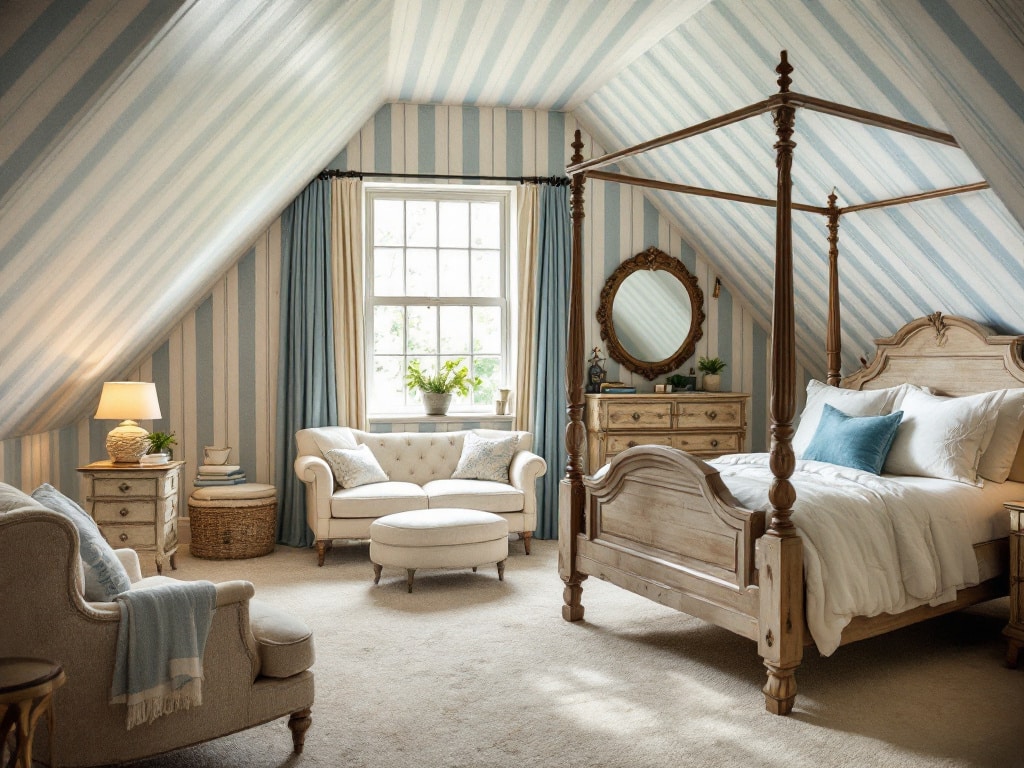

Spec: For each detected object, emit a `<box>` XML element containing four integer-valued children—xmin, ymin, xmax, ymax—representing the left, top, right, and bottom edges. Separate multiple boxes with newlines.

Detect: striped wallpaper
<box><xmin>0</xmin><ymin>103</ymin><xmax>777</xmax><ymax>500</ymax></box>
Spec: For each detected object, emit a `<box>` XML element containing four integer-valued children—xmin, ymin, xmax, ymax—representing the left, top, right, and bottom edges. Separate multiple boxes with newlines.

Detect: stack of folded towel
<box><xmin>194</xmin><ymin>464</ymin><xmax>247</xmax><ymax>487</ymax></box>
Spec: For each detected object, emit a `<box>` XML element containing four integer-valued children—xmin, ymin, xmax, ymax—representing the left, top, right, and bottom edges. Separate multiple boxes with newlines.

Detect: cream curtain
<box><xmin>515</xmin><ymin>184</ymin><xmax>540</xmax><ymax>432</ymax></box>
<box><xmin>330</xmin><ymin>177</ymin><xmax>366</xmax><ymax>429</ymax></box>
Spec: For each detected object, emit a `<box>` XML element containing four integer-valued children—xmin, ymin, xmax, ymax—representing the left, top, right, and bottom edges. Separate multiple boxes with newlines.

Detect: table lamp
<box><xmin>94</xmin><ymin>381</ymin><xmax>162</xmax><ymax>463</ymax></box>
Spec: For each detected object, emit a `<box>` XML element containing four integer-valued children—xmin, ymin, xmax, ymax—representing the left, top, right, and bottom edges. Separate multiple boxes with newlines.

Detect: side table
<box><xmin>77</xmin><ymin>460</ymin><xmax>184</xmax><ymax>574</ymax></box>
<box><xmin>0</xmin><ymin>658</ymin><xmax>66</xmax><ymax>768</ymax></box>
<box><xmin>1004</xmin><ymin>500</ymin><xmax>1024</xmax><ymax>668</ymax></box>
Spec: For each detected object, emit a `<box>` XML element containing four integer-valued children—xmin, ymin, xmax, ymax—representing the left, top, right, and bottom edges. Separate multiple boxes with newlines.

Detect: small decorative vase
<box><xmin>204</xmin><ymin>446</ymin><xmax>232</xmax><ymax>465</ymax></box>
<box><xmin>422</xmin><ymin>392</ymin><xmax>452</xmax><ymax>416</ymax></box>
<box><xmin>703</xmin><ymin>374</ymin><xmax>721</xmax><ymax>392</ymax></box>
<box><xmin>140</xmin><ymin>453</ymin><xmax>169</xmax><ymax>466</ymax></box>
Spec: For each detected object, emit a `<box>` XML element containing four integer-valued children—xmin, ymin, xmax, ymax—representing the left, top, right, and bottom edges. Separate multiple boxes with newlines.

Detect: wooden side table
<box><xmin>77</xmin><ymin>460</ymin><xmax>184</xmax><ymax>574</ymax></box>
<box><xmin>0</xmin><ymin>658</ymin><xmax>66</xmax><ymax>768</ymax></box>
<box><xmin>1004</xmin><ymin>501</ymin><xmax>1024</xmax><ymax>667</ymax></box>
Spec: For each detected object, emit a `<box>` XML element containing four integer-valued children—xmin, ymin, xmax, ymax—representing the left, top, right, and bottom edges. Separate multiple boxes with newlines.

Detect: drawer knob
<box><xmin>631</xmin><ymin>412</ymin><xmax>641</xmax><ymax>421</ymax></box>
<box><xmin>711</xmin><ymin>439</ymin><xmax>719</xmax><ymax>448</ymax></box>
<box><xmin>627</xmin><ymin>441</ymin><xmax>637</xmax><ymax>448</ymax></box>
<box><xmin>118</xmin><ymin>482</ymin><xmax>131</xmax><ymax>493</ymax></box>
<box><xmin>706</xmin><ymin>410</ymin><xmax>718</xmax><ymax>421</ymax></box>
<box><xmin>119</xmin><ymin>508</ymin><xmax>130</xmax><ymax>517</ymax></box>
<box><xmin>119</xmin><ymin>533</ymin><xmax>129</xmax><ymax>542</ymax></box>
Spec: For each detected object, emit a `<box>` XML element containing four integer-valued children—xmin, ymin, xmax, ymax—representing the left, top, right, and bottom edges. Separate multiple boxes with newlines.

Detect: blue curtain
<box><xmin>530</xmin><ymin>184</ymin><xmax>571</xmax><ymax>539</ymax></box>
<box><xmin>275</xmin><ymin>179</ymin><xmax>337</xmax><ymax>547</ymax></box>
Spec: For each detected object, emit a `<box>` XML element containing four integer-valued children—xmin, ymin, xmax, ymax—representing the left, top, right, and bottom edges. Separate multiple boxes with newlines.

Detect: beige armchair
<box><xmin>0</xmin><ymin>483</ymin><xmax>315</xmax><ymax>767</ymax></box>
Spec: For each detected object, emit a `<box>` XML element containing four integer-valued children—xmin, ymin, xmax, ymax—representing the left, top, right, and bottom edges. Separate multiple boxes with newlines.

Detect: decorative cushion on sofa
<box><xmin>452</xmin><ymin>432</ymin><xmax>518</xmax><ymax>483</ymax></box>
<box><xmin>325</xmin><ymin>444</ymin><xmax>389</xmax><ymax>488</ymax></box>
<box><xmin>31</xmin><ymin>483</ymin><xmax>131</xmax><ymax>601</ymax></box>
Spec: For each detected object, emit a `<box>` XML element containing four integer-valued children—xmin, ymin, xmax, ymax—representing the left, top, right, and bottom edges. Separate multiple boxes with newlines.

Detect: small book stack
<box><xmin>600</xmin><ymin>381</ymin><xmax>637</xmax><ymax>394</ymax></box>
<box><xmin>194</xmin><ymin>464</ymin><xmax>247</xmax><ymax>486</ymax></box>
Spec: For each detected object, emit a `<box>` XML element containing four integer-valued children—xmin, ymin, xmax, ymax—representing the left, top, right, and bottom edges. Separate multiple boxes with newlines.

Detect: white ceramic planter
<box><xmin>702</xmin><ymin>373</ymin><xmax>721</xmax><ymax>392</ymax></box>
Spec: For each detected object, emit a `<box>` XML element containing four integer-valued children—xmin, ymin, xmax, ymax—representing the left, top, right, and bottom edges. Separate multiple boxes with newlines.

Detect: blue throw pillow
<box><xmin>31</xmin><ymin>483</ymin><xmax>132</xmax><ymax>600</ymax></box>
<box><xmin>802</xmin><ymin>403</ymin><xmax>904</xmax><ymax>475</ymax></box>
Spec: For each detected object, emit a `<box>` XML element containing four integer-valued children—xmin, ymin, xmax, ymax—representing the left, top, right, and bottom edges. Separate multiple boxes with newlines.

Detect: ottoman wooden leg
<box><xmin>472</xmin><ymin>566</ymin><xmax>478</xmax><ymax>572</ymax></box>
<box><xmin>373</xmin><ymin>563</ymin><xmax>383</xmax><ymax>585</ymax></box>
<box><xmin>406</xmin><ymin>569</ymin><xmax>416</xmax><ymax>593</ymax></box>
<box><xmin>497</xmin><ymin>559</ymin><xmax>506</xmax><ymax>581</ymax></box>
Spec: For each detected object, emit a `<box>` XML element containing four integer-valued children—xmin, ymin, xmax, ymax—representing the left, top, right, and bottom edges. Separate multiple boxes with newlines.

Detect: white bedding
<box><xmin>708</xmin><ymin>453</ymin><xmax>1023</xmax><ymax>655</ymax></box>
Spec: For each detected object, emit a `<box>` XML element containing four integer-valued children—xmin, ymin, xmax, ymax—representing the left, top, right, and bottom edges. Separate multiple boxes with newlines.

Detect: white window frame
<box><xmin>363</xmin><ymin>183</ymin><xmax>515</xmax><ymax>417</ymax></box>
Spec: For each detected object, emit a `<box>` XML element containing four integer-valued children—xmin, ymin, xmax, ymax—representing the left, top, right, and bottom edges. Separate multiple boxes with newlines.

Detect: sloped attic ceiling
<box><xmin>1</xmin><ymin>0</ymin><xmax>1023</xmax><ymax>441</ymax></box>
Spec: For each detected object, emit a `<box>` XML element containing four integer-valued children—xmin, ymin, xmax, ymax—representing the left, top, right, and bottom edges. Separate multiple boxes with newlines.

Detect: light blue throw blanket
<box><xmin>111</xmin><ymin>581</ymin><xmax>217</xmax><ymax>729</ymax></box>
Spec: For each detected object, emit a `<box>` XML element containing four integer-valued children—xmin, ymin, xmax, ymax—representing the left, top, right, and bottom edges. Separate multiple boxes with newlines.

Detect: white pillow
<box><xmin>324</xmin><ymin>444</ymin><xmax>389</xmax><ymax>488</ymax></box>
<box><xmin>452</xmin><ymin>432</ymin><xmax>518</xmax><ymax>483</ymax></box>
<box><xmin>883</xmin><ymin>388</ymin><xmax>1005</xmax><ymax>485</ymax></box>
<box><xmin>977</xmin><ymin>389</ymin><xmax>1024</xmax><ymax>483</ymax></box>
<box><xmin>793</xmin><ymin>380</ymin><xmax>895</xmax><ymax>457</ymax></box>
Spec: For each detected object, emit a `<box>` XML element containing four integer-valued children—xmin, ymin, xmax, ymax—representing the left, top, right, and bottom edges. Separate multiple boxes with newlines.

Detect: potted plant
<box><xmin>143</xmin><ymin>431</ymin><xmax>176</xmax><ymax>463</ymax></box>
<box><xmin>405</xmin><ymin>359</ymin><xmax>481</xmax><ymax>416</ymax></box>
<box><xmin>697</xmin><ymin>356</ymin><xmax>727</xmax><ymax>392</ymax></box>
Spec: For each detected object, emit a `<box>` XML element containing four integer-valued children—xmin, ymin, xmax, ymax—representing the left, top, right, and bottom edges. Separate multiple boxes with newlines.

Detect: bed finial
<box><xmin>776</xmin><ymin>50</ymin><xmax>792</xmax><ymax>93</ymax></box>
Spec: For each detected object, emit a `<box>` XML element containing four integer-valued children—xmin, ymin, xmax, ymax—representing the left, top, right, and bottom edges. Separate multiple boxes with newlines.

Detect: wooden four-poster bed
<box><xmin>558</xmin><ymin>51</ymin><xmax>1024</xmax><ymax>714</ymax></box>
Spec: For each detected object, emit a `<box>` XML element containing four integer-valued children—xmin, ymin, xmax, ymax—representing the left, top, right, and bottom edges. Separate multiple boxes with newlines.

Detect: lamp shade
<box><xmin>94</xmin><ymin>382</ymin><xmax>162</xmax><ymax>421</ymax></box>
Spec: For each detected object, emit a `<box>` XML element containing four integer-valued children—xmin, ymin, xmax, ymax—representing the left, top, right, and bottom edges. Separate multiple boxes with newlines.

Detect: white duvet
<box><xmin>708</xmin><ymin>453</ymin><xmax>1018</xmax><ymax>655</ymax></box>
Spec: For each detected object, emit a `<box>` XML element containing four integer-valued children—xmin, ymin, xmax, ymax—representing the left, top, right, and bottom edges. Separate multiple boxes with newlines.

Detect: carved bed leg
<box><xmin>288</xmin><ymin>708</ymin><xmax>312</xmax><ymax>753</ymax></box>
<box><xmin>559</xmin><ymin>478</ymin><xmax>587</xmax><ymax>621</ymax></box>
<box><xmin>522</xmin><ymin>531</ymin><xmax>532</xmax><ymax>555</ymax></box>
<box><xmin>315</xmin><ymin>541</ymin><xmax>327</xmax><ymax>567</ymax></box>
<box><xmin>758</xmin><ymin>534</ymin><xmax>804</xmax><ymax>715</ymax></box>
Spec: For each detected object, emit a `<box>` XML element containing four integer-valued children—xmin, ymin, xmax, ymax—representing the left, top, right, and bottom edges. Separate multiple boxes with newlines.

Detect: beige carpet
<box><xmin>122</xmin><ymin>527</ymin><xmax>1024</xmax><ymax>768</ymax></box>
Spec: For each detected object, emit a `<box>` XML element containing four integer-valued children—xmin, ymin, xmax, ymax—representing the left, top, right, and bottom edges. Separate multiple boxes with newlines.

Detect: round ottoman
<box><xmin>188</xmin><ymin>483</ymin><xmax>277</xmax><ymax>559</ymax></box>
<box><xmin>369</xmin><ymin>508</ymin><xmax>509</xmax><ymax>592</ymax></box>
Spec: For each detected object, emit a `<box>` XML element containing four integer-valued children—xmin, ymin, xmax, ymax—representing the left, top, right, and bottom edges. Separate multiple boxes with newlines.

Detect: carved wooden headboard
<box><xmin>842</xmin><ymin>312</ymin><xmax>1024</xmax><ymax>482</ymax></box>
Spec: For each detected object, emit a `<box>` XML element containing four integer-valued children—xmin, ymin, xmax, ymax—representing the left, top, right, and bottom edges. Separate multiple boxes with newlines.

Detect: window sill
<box><xmin>367</xmin><ymin>413</ymin><xmax>514</xmax><ymax>425</ymax></box>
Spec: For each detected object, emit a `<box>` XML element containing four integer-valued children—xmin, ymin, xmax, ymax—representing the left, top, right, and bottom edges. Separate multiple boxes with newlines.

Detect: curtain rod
<box><xmin>317</xmin><ymin>169</ymin><xmax>571</xmax><ymax>186</ymax></box>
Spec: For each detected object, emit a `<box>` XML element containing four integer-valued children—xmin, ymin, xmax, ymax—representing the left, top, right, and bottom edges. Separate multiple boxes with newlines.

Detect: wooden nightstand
<box><xmin>77</xmin><ymin>460</ymin><xmax>184</xmax><ymax>574</ymax></box>
<box><xmin>1004</xmin><ymin>501</ymin><xmax>1024</xmax><ymax>668</ymax></box>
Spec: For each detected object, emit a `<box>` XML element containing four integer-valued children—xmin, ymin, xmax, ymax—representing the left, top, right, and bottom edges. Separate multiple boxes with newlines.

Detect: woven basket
<box><xmin>188</xmin><ymin>496</ymin><xmax>277</xmax><ymax>559</ymax></box>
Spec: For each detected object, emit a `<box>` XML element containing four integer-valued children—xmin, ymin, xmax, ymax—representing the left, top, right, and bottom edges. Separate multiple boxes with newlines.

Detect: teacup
<box><xmin>204</xmin><ymin>446</ymin><xmax>232</xmax><ymax>465</ymax></box>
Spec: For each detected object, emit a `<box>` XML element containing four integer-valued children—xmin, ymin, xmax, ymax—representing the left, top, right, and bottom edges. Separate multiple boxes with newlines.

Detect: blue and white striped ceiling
<box><xmin>1</xmin><ymin>0</ymin><xmax>1022</xmax><ymax>438</ymax></box>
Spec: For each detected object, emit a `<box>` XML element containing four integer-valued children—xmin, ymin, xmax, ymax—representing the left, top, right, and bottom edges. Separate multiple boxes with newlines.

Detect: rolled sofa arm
<box><xmin>114</xmin><ymin>548</ymin><xmax>143</xmax><ymax>583</ymax></box>
<box><xmin>509</xmin><ymin>450</ymin><xmax>547</xmax><ymax>531</ymax></box>
<box><xmin>294</xmin><ymin>454</ymin><xmax>334</xmax><ymax>523</ymax></box>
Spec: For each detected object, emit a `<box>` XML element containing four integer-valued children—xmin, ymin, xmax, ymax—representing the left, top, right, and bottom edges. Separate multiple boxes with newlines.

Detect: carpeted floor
<box><xmin>123</xmin><ymin>527</ymin><xmax>1024</xmax><ymax>768</ymax></box>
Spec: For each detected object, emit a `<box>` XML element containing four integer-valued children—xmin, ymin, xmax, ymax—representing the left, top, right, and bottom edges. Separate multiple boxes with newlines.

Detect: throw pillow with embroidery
<box><xmin>324</xmin><ymin>444</ymin><xmax>390</xmax><ymax>488</ymax></box>
<box><xmin>452</xmin><ymin>432</ymin><xmax>518</xmax><ymax>483</ymax></box>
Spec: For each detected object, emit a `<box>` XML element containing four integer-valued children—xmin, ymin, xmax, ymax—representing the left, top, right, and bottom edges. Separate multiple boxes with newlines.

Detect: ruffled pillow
<box><xmin>452</xmin><ymin>432</ymin><xmax>518</xmax><ymax>483</ymax></box>
<box><xmin>324</xmin><ymin>444</ymin><xmax>389</xmax><ymax>488</ymax></box>
<box><xmin>31</xmin><ymin>483</ymin><xmax>132</xmax><ymax>600</ymax></box>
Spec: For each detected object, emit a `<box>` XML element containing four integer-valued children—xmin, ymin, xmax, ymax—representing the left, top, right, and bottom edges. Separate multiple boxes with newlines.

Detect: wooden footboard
<box><xmin>565</xmin><ymin>445</ymin><xmax>766</xmax><ymax>640</ymax></box>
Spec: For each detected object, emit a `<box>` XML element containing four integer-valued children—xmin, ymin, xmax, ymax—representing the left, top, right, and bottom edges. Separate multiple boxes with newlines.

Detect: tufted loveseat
<box><xmin>294</xmin><ymin>427</ymin><xmax>547</xmax><ymax>566</ymax></box>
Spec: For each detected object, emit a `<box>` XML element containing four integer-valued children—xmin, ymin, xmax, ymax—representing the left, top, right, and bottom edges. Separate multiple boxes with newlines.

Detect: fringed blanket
<box><xmin>111</xmin><ymin>581</ymin><xmax>217</xmax><ymax>729</ymax></box>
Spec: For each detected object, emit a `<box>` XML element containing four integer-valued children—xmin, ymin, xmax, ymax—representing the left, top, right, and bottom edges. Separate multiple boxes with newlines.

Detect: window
<box><xmin>365</xmin><ymin>185</ymin><xmax>513</xmax><ymax>415</ymax></box>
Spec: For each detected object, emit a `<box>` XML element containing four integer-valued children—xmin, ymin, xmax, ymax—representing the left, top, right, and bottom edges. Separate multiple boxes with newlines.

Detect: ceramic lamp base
<box><xmin>106</xmin><ymin>420</ymin><xmax>150</xmax><ymax>463</ymax></box>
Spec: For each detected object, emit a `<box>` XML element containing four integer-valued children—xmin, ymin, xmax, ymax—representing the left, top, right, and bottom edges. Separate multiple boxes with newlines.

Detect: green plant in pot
<box><xmin>145</xmin><ymin>431</ymin><xmax>176</xmax><ymax>459</ymax></box>
<box><xmin>405</xmin><ymin>358</ymin><xmax>481</xmax><ymax>416</ymax></box>
<box><xmin>697</xmin><ymin>356</ymin><xmax>727</xmax><ymax>392</ymax></box>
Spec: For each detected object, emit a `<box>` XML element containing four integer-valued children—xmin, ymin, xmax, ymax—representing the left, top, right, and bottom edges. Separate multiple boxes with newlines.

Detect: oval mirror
<box><xmin>597</xmin><ymin>246</ymin><xmax>705</xmax><ymax>380</ymax></box>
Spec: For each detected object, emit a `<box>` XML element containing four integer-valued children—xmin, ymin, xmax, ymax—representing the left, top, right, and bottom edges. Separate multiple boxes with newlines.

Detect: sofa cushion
<box><xmin>452</xmin><ymin>432</ymin><xmax>518</xmax><ymax>482</ymax></box>
<box><xmin>249</xmin><ymin>598</ymin><xmax>315</xmax><ymax>679</ymax></box>
<box><xmin>330</xmin><ymin>481</ymin><xmax>427</xmax><ymax>519</ymax></box>
<box><xmin>32</xmin><ymin>483</ymin><xmax>132</xmax><ymax>601</ymax></box>
<box><xmin>423</xmin><ymin>479</ymin><xmax>524</xmax><ymax>512</ymax></box>
<box><xmin>324</xmin><ymin>444</ymin><xmax>389</xmax><ymax>488</ymax></box>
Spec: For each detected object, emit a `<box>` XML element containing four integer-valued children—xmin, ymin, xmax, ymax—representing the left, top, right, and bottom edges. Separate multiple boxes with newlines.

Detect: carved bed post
<box><xmin>757</xmin><ymin>50</ymin><xmax>805</xmax><ymax>716</ymax></box>
<box><xmin>559</xmin><ymin>129</ymin><xmax>588</xmax><ymax>621</ymax></box>
<box><xmin>826</xmin><ymin>191</ymin><xmax>842</xmax><ymax>386</ymax></box>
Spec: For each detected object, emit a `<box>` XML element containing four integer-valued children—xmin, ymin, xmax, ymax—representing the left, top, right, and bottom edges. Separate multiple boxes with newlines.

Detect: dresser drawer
<box><xmin>606</xmin><ymin>433</ymin><xmax>674</xmax><ymax>454</ymax></box>
<box><xmin>674</xmin><ymin>401</ymin><xmax>742</xmax><ymax>430</ymax></box>
<box><xmin>605</xmin><ymin>402</ymin><xmax>672</xmax><ymax>430</ymax></box>
<box><xmin>93</xmin><ymin>500</ymin><xmax>159</xmax><ymax>524</ymax></box>
<box><xmin>93</xmin><ymin>476</ymin><xmax>159</xmax><ymax>498</ymax></box>
<box><xmin>673</xmin><ymin>432</ymin><xmax>739</xmax><ymax>454</ymax></box>
<box><xmin>101</xmin><ymin>524</ymin><xmax>156</xmax><ymax>549</ymax></box>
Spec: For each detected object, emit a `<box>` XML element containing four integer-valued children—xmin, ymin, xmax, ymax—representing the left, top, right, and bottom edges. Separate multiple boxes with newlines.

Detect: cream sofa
<box><xmin>0</xmin><ymin>482</ymin><xmax>315</xmax><ymax>767</ymax></box>
<box><xmin>294</xmin><ymin>427</ymin><xmax>547</xmax><ymax>566</ymax></box>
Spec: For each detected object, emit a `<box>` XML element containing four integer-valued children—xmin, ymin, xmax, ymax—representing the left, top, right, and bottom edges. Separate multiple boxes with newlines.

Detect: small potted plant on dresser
<box><xmin>142</xmin><ymin>431</ymin><xmax>176</xmax><ymax>465</ymax></box>
<box><xmin>405</xmin><ymin>358</ymin><xmax>481</xmax><ymax>416</ymax></box>
<box><xmin>698</xmin><ymin>356</ymin><xmax>727</xmax><ymax>392</ymax></box>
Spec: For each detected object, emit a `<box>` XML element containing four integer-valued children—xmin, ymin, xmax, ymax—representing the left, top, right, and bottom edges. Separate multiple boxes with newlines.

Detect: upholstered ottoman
<box><xmin>188</xmin><ymin>483</ymin><xmax>277</xmax><ymax>559</ymax></box>
<box><xmin>369</xmin><ymin>508</ymin><xmax>509</xmax><ymax>592</ymax></box>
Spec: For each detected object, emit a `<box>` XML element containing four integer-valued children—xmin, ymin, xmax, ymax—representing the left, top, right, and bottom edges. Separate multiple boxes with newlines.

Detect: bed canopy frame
<box><xmin>559</xmin><ymin>51</ymin><xmax>991</xmax><ymax>714</ymax></box>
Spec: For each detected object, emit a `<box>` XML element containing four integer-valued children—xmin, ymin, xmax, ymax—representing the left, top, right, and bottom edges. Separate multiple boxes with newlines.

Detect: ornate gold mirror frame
<box><xmin>596</xmin><ymin>246</ymin><xmax>705</xmax><ymax>380</ymax></box>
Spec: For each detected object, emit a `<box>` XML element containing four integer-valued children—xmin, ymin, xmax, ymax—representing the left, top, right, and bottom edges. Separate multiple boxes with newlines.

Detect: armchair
<box><xmin>0</xmin><ymin>483</ymin><xmax>315</xmax><ymax>767</ymax></box>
